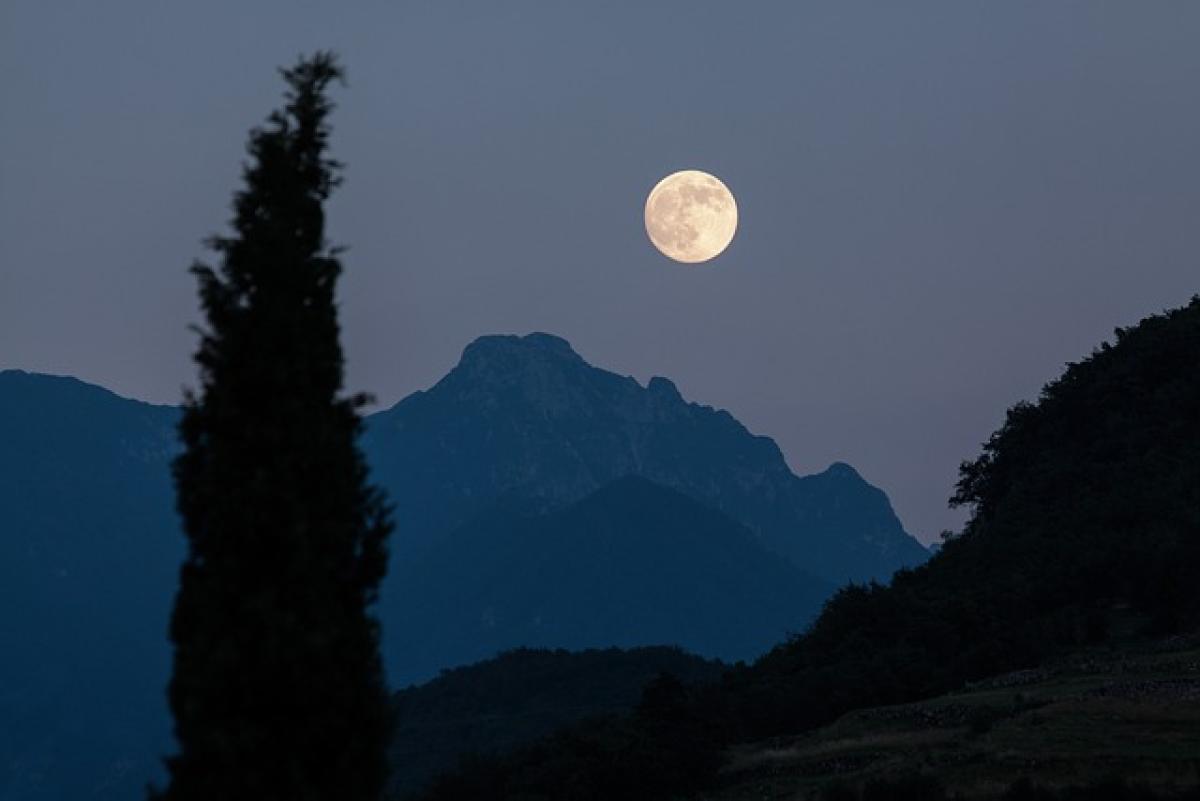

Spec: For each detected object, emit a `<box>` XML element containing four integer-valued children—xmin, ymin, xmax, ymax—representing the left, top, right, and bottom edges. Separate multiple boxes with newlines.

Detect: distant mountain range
<box><xmin>365</xmin><ymin>333</ymin><xmax>927</xmax><ymax>583</ymax></box>
<box><xmin>0</xmin><ymin>333</ymin><xmax>925</xmax><ymax>800</ymax></box>
<box><xmin>368</xmin><ymin>333</ymin><xmax>926</xmax><ymax>684</ymax></box>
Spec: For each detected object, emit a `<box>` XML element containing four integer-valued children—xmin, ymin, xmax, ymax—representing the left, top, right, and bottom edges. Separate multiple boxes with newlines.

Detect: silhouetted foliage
<box><xmin>415</xmin><ymin>666</ymin><xmax>721</xmax><ymax>801</ymax></box>
<box><xmin>153</xmin><ymin>53</ymin><xmax>393</xmax><ymax>801</ymax></box>
<box><xmin>419</xmin><ymin>707</ymin><xmax>720</xmax><ymax>801</ymax></box>
<box><xmin>387</xmin><ymin>647</ymin><xmax>722</xmax><ymax>798</ymax></box>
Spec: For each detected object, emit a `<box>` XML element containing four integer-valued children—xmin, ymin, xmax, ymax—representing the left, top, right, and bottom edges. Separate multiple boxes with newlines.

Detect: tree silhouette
<box><xmin>154</xmin><ymin>53</ymin><xmax>393</xmax><ymax>801</ymax></box>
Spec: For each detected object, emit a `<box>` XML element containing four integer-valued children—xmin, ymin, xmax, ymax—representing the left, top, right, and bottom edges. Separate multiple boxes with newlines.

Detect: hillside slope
<box><xmin>389</xmin><ymin>476</ymin><xmax>832</xmax><ymax>683</ymax></box>
<box><xmin>741</xmin><ymin>297</ymin><xmax>1200</xmax><ymax>738</ymax></box>
<box><xmin>713</xmin><ymin>637</ymin><xmax>1200</xmax><ymax>799</ymax></box>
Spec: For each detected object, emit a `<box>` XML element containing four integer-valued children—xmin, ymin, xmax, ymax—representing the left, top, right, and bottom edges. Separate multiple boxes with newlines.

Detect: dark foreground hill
<box><xmin>388</xmin><ymin>646</ymin><xmax>724</xmax><ymax>798</ymax></box>
<box><xmin>416</xmin><ymin>297</ymin><xmax>1200</xmax><ymax>801</ymax></box>
<box><xmin>740</xmin><ymin>297</ymin><xmax>1200</xmax><ymax>738</ymax></box>
<box><xmin>389</xmin><ymin>476</ymin><xmax>832</xmax><ymax>682</ymax></box>
<box><xmin>712</xmin><ymin>636</ymin><xmax>1200</xmax><ymax>799</ymax></box>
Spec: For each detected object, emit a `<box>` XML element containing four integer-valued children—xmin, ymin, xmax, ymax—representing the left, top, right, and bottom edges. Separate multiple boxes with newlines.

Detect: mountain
<box><xmin>387</xmin><ymin>646</ymin><xmax>724</xmax><ymax>798</ymax></box>
<box><xmin>0</xmin><ymin>371</ymin><xmax>182</xmax><ymax>800</ymax></box>
<box><xmin>0</xmin><ymin>336</ymin><xmax>918</xmax><ymax>798</ymax></box>
<box><xmin>364</xmin><ymin>332</ymin><xmax>928</xmax><ymax>584</ymax></box>
<box><xmin>414</xmin><ymin>298</ymin><xmax>1200</xmax><ymax>801</ymax></box>
<box><xmin>388</xmin><ymin>476</ymin><xmax>833</xmax><ymax>683</ymax></box>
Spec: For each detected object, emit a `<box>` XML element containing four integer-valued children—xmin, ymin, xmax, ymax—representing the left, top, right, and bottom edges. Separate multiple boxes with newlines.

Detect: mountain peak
<box><xmin>822</xmin><ymin>462</ymin><xmax>863</xmax><ymax>481</ymax></box>
<box><xmin>367</xmin><ymin>334</ymin><xmax>928</xmax><ymax>586</ymax></box>
<box><xmin>458</xmin><ymin>332</ymin><xmax>584</xmax><ymax>369</ymax></box>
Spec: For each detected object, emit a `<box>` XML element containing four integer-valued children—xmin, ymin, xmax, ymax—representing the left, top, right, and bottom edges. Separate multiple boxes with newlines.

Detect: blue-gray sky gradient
<box><xmin>2</xmin><ymin>2</ymin><xmax>1198</xmax><ymax>541</ymax></box>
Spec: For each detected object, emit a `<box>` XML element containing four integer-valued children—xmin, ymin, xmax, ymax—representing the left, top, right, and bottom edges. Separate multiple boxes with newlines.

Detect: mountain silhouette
<box><xmin>0</xmin><ymin>336</ymin><xmax>920</xmax><ymax>798</ymax></box>
<box><xmin>365</xmin><ymin>333</ymin><xmax>928</xmax><ymax>585</ymax></box>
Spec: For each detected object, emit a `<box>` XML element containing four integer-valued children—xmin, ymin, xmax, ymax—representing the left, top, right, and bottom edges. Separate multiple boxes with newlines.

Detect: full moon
<box><xmin>644</xmin><ymin>170</ymin><xmax>738</xmax><ymax>263</ymax></box>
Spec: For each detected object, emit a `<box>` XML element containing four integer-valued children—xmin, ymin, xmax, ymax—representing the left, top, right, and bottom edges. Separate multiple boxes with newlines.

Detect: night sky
<box><xmin>2</xmin><ymin>2</ymin><xmax>1198</xmax><ymax>542</ymax></box>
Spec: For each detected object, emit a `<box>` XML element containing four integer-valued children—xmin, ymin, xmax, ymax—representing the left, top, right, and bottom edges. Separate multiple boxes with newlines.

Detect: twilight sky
<box><xmin>2</xmin><ymin>2</ymin><xmax>1198</xmax><ymax>542</ymax></box>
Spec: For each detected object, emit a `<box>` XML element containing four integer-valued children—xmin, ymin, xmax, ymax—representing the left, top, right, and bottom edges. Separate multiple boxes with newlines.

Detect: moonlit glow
<box><xmin>644</xmin><ymin>170</ymin><xmax>738</xmax><ymax>264</ymax></box>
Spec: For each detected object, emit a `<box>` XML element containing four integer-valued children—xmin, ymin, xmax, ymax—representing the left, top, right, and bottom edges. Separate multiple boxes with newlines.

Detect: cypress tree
<box><xmin>155</xmin><ymin>52</ymin><xmax>393</xmax><ymax>800</ymax></box>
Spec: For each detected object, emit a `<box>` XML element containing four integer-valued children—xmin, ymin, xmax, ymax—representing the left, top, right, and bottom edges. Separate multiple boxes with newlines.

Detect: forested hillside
<box><xmin>387</xmin><ymin>647</ymin><xmax>722</xmax><ymax>798</ymax></box>
<box><xmin>739</xmin><ymin>296</ymin><xmax>1200</xmax><ymax>737</ymax></box>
